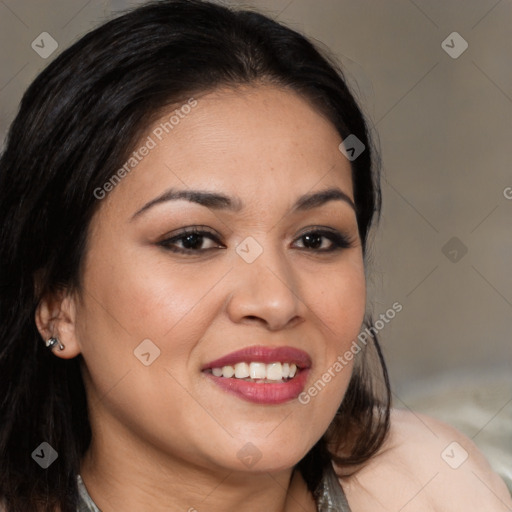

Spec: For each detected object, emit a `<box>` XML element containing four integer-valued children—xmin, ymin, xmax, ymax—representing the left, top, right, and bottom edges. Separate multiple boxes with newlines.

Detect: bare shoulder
<box><xmin>336</xmin><ymin>408</ymin><xmax>512</xmax><ymax>511</ymax></box>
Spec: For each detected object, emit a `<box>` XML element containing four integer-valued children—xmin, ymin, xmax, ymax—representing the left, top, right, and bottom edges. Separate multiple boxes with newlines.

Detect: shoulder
<box><xmin>336</xmin><ymin>407</ymin><xmax>512</xmax><ymax>511</ymax></box>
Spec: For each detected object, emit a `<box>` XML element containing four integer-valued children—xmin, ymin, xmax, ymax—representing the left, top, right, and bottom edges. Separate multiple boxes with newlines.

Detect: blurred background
<box><xmin>1</xmin><ymin>0</ymin><xmax>511</xmax><ymax>495</ymax></box>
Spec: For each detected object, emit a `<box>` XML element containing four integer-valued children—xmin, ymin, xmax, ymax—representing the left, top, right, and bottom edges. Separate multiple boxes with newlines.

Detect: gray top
<box><xmin>315</xmin><ymin>462</ymin><xmax>352</xmax><ymax>511</ymax></box>
<box><xmin>77</xmin><ymin>475</ymin><xmax>101</xmax><ymax>512</ymax></box>
<box><xmin>77</xmin><ymin>464</ymin><xmax>352</xmax><ymax>511</ymax></box>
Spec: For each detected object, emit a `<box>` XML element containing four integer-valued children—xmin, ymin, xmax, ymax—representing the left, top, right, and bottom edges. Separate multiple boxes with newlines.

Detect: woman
<box><xmin>0</xmin><ymin>1</ymin><xmax>510</xmax><ymax>510</ymax></box>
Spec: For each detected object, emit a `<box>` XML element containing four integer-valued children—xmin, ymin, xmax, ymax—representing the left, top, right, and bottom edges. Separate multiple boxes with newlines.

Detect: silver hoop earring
<box><xmin>45</xmin><ymin>337</ymin><xmax>65</xmax><ymax>351</ymax></box>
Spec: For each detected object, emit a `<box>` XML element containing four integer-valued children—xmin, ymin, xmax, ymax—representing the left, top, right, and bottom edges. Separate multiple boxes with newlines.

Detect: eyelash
<box><xmin>158</xmin><ymin>226</ymin><xmax>356</xmax><ymax>255</ymax></box>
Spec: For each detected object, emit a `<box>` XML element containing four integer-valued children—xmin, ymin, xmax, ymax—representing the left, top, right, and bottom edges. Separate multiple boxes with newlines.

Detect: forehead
<box><xmin>96</xmin><ymin>85</ymin><xmax>354</xmax><ymax>219</ymax></box>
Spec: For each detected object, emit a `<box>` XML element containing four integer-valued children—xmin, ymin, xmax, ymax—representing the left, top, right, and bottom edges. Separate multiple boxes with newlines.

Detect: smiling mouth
<box><xmin>201</xmin><ymin>345</ymin><xmax>311</xmax><ymax>403</ymax></box>
<box><xmin>203</xmin><ymin>361</ymin><xmax>299</xmax><ymax>383</ymax></box>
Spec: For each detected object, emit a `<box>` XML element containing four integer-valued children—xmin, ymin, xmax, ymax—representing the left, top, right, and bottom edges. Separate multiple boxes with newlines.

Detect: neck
<box><xmin>79</xmin><ymin>416</ymin><xmax>317</xmax><ymax>512</ymax></box>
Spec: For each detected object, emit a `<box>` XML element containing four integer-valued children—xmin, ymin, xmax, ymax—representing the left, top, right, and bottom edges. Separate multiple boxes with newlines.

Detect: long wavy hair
<box><xmin>0</xmin><ymin>1</ymin><xmax>390</xmax><ymax>510</ymax></box>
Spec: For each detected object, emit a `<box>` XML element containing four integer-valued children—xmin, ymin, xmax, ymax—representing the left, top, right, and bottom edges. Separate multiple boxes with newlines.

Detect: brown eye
<box><xmin>159</xmin><ymin>228</ymin><xmax>225</xmax><ymax>254</ymax></box>
<box><xmin>293</xmin><ymin>229</ymin><xmax>355</xmax><ymax>252</ymax></box>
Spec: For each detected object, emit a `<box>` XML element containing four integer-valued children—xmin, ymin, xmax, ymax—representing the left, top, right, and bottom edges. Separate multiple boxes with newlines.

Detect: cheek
<box><xmin>312</xmin><ymin>256</ymin><xmax>367</xmax><ymax>346</ymax></box>
<box><xmin>76</xmin><ymin>246</ymin><xmax>226</xmax><ymax>375</ymax></box>
<box><xmin>84</xmin><ymin>249</ymin><xmax>194</xmax><ymax>332</ymax></box>
<box><xmin>298</xmin><ymin>255</ymin><xmax>366</xmax><ymax>412</ymax></box>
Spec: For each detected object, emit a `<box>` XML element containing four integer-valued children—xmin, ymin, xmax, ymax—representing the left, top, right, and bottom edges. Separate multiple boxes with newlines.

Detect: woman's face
<box><xmin>69</xmin><ymin>85</ymin><xmax>366</xmax><ymax>473</ymax></box>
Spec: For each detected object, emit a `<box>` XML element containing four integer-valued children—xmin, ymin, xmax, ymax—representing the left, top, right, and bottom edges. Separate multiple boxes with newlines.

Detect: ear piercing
<box><xmin>45</xmin><ymin>337</ymin><xmax>65</xmax><ymax>351</ymax></box>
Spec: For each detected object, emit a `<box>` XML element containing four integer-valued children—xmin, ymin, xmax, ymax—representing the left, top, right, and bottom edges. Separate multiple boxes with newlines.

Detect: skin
<box><xmin>339</xmin><ymin>409</ymin><xmax>512</xmax><ymax>511</ymax></box>
<box><xmin>36</xmin><ymin>85</ymin><xmax>366</xmax><ymax>512</ymax></box>
<box><xmin>35</xmin><ymin>85</ymin><xmax>512</xmax><ymax>511</ymax></box>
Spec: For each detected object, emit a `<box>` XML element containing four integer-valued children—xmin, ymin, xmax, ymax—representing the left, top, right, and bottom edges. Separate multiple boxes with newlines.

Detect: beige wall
<box><xmin>1</xmin><ymin>0</ymin><xmax>510</xmax><ymax>408</ymax></box>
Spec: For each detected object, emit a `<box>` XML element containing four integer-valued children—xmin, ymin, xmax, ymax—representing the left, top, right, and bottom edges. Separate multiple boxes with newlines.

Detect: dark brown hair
<box><xmin>0</xmin><ymin>1</ymin><xmax>390</xmax><ymax>510</ymax></box>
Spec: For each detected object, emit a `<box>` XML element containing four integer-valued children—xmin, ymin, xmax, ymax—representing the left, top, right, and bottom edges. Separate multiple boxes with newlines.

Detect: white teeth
<box><xmin>266</xmin><ymin>362</ymin><xmax>282</xmax><ymax>381</ymax></box>
<box><xmin>249</xmin><ymin>362</ymin><xmax>266</xmax><ymax>379</ymax></box>
<box><xmin>234</xmin><ymin>362</ymin><xmax>250</xmax><ymax>378</ymax></box>
<box><xmin>222</xmin><ymin>365</ymin><xmax>235</xmax><ymax>378</ymax></box>
<box><xmin>210</xmin><ymin>361</ymin><xmax>300</xmax><ymax>381</ymax></box>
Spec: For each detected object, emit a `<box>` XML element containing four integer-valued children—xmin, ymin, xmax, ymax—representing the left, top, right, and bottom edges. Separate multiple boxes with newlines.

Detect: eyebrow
<box><xmin>130</xmin><ymin>186</ymin><xmax>355</xmax><ymax>221</ymax></box>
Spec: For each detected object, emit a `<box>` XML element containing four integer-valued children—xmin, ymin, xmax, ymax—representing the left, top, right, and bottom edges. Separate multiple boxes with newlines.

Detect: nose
<box><xmin>225</xmin><ymin>240</ymin><xmax>306</xmax><ymax>331</ymax></box>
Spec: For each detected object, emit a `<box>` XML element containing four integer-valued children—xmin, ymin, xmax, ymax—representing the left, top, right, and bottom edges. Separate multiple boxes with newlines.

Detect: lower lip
<box><xmin>203</xmin><ymin>369</ymin><xmax>310</xmax><ymax>405</ymax></box>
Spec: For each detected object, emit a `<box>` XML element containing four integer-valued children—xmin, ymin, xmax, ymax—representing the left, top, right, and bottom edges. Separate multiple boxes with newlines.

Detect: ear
<box><xmin>35</xmin><ymin>288</ymin><xmax>82</xmax><ymax>359</ymax></box>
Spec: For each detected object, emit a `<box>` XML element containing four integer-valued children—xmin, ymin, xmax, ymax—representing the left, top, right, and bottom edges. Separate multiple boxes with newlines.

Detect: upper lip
<box><xmin>201</xmin><ymin>345</ymin><xmax>312</xmax><ymax>371</ymax></box>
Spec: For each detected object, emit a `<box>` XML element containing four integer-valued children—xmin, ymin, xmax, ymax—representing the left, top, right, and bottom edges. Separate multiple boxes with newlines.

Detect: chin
<box><xmin>205</xmin><ymin>436</ymin><xmax>314</xmax><ymax>474</ymax></box>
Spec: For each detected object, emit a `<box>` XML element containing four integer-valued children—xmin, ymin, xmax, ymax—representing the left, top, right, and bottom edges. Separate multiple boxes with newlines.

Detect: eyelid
<box><xmin>158</xmin><ymin>225</ymin><xmax>357</xmax><ymax>254</ymax></box>
<box><xmin>293</xmin><ymin>227</ymin><xmax>357</xmax><ymax>250</ymax></box>
<box><xmin>160</xmin><ymin>225</ymin><xmax>221</xmax><ymax>240</ymax></box>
